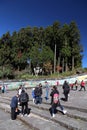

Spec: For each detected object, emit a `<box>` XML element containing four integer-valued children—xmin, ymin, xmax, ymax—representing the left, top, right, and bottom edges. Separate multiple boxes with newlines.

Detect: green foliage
<box><xmin>0</xmin><ymin>20</ymin><xmax>84</xmax><ymax>79</ymax></box>
<box><xmin>30</xmin><ymin>44</ymin><xmax>54</xmax><ymax>67</ymax></box>
<box><xmin>0</xmin><ymin>65</ymin><xmax>14</xmax><ymax>79</ymax></box>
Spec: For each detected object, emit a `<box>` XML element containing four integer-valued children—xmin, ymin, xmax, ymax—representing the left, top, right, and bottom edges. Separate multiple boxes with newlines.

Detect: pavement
<box><xmin>0</xmin><ymin>108</ymin><xmax>33</xmax><ymax>130</ymax></box>
<box><xmin>0</xmin><ymin>84</ymin><xmax>87</xmax><ymax>130</ymax></box>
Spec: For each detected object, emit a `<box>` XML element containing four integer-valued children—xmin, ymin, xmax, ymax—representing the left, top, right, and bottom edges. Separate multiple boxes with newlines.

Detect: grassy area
<box><xmin>16</xmin><ymin>70</ymin><xmax>78</xmax><ymax>80</ymax></box>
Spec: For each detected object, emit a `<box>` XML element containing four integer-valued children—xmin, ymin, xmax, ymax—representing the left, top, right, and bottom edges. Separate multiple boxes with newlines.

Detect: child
<box><xmin>32</xmin><ymin>88</ymin><xmax>35</xmax><ymax>103</ymax></box>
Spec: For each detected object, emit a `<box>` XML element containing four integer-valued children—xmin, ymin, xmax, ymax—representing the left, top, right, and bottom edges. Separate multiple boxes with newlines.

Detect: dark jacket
<box><xmin>63</xmin><ymin>81</ymin><xmax>70</xmax><ymax>92</ymax></box>
<box><xmin>50</xmin><ymin>89</ymin><xmax>59</xmax><ymax>106</ymax></box>
<box><xmin>34</xmin><ymin>86</ymin><xmax>42</xmax><ymax>97</ymax></box>
<box><xmin>10</xmin><ymin>96</ymin><xmax>18</xmax><ymax>108</ymax></box>
<box><xmin>20</xmin><ymin>90</ymin><xmax>29</xmax><ymax>103</ymax></box>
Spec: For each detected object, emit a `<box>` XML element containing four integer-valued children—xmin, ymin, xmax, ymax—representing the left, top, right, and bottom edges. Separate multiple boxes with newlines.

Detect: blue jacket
<box><xmin>32</xmin><ymin>90</ymin><xmax>35</xmax><ymax>98</ymax></box>
<box><xmin>10</xmin><ymin>96</ymin><xmax>18</xmax><ymax>108</ymax></box>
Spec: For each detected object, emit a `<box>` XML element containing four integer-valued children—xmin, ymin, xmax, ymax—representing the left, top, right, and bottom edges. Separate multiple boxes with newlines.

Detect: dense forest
<box><xmin>0</xmin><ymin>21</ymin><xmax>83</xmax><ymax>78</ymax></box>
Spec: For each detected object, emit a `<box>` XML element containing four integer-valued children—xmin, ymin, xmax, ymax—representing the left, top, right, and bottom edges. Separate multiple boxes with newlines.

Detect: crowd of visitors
<box><xmin>10</xmin><ymin>79</ymin><xmax>86</xmax><ymax>120</ymax></box>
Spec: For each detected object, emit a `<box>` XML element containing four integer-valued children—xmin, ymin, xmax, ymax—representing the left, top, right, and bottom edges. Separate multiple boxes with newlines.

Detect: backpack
<box><xmin>53</xmin><ymin>93</ymin><xmax>59</xmax><ymax>104</ymax></box>
<box><xmin>20</xmin><ymin>92</ymin><xmax>28</xmax><ymax>103</ymax></box>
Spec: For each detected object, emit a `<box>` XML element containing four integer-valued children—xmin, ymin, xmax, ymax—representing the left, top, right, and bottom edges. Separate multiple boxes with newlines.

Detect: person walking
<box><xmin>32</xmin><ymin>88</ymin><xmax>35</xmax><ymax>103</ymax></box>
<box><xmin>79</xmin><ymin>80</ymin><xmax>86</xmax><ymax>91</ymax></box>
<box><xmin>74</xmin><ymin>80</ymin><xmax>78</xmax><ymax>90</ymax></box>
<box><xmin>45</xmin><ymin>81</ymin><xmax>49</xmax><ymax>101</ymax></box>
<box><xmin>50</xmin><ymin>85</ymin><xmax>67</xmax><ymax>117</ymax></box>
<box><xmin>62</xmin><ymin>80</ymin><xmax>70</xmax><ymax>101</ymax></box>
<box><xmin>20</xmin><ymin>89</ymin><xmax>29</xmax><ymax>117</ymax></box>
<box><xmin>10</xmin><ymin>93</ymin><xmax>19</xmax><ymax>120</ymax></box>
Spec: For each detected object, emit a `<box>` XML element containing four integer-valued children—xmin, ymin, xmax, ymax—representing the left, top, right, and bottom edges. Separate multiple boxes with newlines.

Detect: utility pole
<box><xmin>54</xmin><ymin>44</ymin><xmax>56</xmax><ymax>73</ymax></box>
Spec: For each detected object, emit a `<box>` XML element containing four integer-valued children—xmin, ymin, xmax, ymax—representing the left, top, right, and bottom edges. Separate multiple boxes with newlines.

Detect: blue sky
<box><xmin>0</xmin><ymin>0</ymin><xmax>87</xmax><ymax>68</ymax></box>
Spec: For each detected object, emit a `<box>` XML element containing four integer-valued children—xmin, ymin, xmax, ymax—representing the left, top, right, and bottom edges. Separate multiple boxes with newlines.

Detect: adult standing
<box><xmin>45</xmin><ymin>81</ymin><xmax>50</xmax><ymax>101</ymax></box>
<box><xmin>20</xmin><ymin>89</ymin><xmax>29</xmax><ymax>116</ymax></box>
<box><xmin>62</xmin><ymin>80</ymin><xmax>70</xmax><ymax>101</ymax></box>
<box><xmin>32</xmin><ymin>88</ymin><xmax>35</xmax><ymax>103</ymax></box>
<box><xmin>79</xmin><ymin>80</ymin><xmax>86</xmax><ymax>91</ymax></box>
<box><xmin>1</xmin><ymin>84</ymin><xmax>5</xmax><ymax>93</ymax></box>
<box><xmin>74</xmin><ymin>80</ymin><xmax>78</xmax><ymax>90</ymax></box>
<box><xmin>10</xmin><ymin>93</ymin><xmax>19</xmax><ymax>120</ymax></box>
<box><xmin>34</xmin><ymin>83</ymin><xmax>43</xmax><ymax>104</ymax></box>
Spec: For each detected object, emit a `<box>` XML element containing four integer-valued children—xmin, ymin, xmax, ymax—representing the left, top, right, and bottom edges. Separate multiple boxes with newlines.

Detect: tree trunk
<box><xmin>72</xmin><ymin>55</ymin><xmax>74</xmax><ymax>70</ymax></box>
<box><xmin>62</xmin><ymin>57</ymin><xmax>64</xmax><ymax>73</ymax></box>
<box><xmin>57</xmin><ymin>56</ymin><xmax>60</xmax><ymax>73</ymax></box>
<box><xmin>65</xmin><ymin>60</ymin><xmax>68</xmax><ymax>72</ymax></box>
<box><xmin>54</xmin><ymin>44</ymin><xmax>56</xmax><ymax>73</ymax></box>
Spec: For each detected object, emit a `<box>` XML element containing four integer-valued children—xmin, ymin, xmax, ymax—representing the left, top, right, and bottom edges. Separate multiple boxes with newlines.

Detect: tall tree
<box><xmin>11</xmin><ymin>27</ymin><xmax>33</xmax><ymax>71</ymax></box>
<box><xmin>0</xmin><ymin>32</ymin><xmax>12</xmax><ymax>77</ymax></box>
<box><xmin>69</xmin><ymin>21</ymin><xmax>83</xmax><ymax>69</ymax></box>
<box><xmin>52</xmin><ymin>21</ymin><xmax>61</xmax><ymax>73</ymax></box>
<box><xmin>59</xmin><ymin>24</ymin><xmax>71</xmax><ymax>72</ymax></box>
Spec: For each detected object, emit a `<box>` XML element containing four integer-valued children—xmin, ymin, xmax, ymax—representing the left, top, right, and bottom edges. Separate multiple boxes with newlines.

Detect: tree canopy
<box><xmin>0</xmin><ymin>21</ymin><xmax>83</xmax><ymax>78</ymax></box>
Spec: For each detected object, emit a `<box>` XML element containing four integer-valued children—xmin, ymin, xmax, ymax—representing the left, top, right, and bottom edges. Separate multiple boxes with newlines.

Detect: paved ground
<box><xmin>0</xmin><ymin>108</ymin><xmax>33</xmax><ymax>130</ymax></box>
<box><xmin>0</xmin><ymin>84</ymin><xmax>87</xmax><ymax>130</ymax></box>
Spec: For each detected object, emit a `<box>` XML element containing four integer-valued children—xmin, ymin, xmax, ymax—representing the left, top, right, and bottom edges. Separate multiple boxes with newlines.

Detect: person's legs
<box><xmin>11</xmin><ymin>108</ymin><xmax>16</xmax><ymax>120</ymax></box>
<box><xmin>25</xmin><ymin>102</ymin><xmax>28</xmax><ymax>115</ymax></box>
<box><xmin>35</xmin><ymin>96</ymin><xmax>39</xmax><ymax>104</ymax></box>
<box><xmin>58</xmin><ymin>101</ymin><xmax>67</xmax><ymax>114</ymax></box>
<box><xmin>58</xmin><ymin>101</ymin><xmax>63</xmax><ymax>111</ymax></box>
<box><xmin>21</xmin><ymin>103</ymin><xmax>24</xmax><ymax>115</ymax></box>
<box><xmin>64</xmin><ymin>91</ymin><xmax>68</xmax><ymax>101</ymax></box>
<box><xmin>38</xmin><ymin>96</ymin><xmax>42</xmax><ymax>104</ymax></box>
<box><xmin>46</xmin><ymin>90</ymin><xmax>49</xmax><ymax>100</ymax></box>
<box><xmin>79</xmin><ymin>86</ymin><xmax>82</xmax><ymax>91</ymax></box>
<box><xmin>33</xmin><ymin>98</ymin><xmax>35</xmax><ymax>103</ymax></box>
<box><xmin>76</xmin><ymin>86</ymin><xmax>78</xmax><ymax>90</ymax></box>
<box><xmin>51</xmin><ymin>107</ymin><xmax>55</xmax><ymax>117</ymax></box>
<box><xmin>84</xmin><ymin>86</ymin><xmax>86</xmax><ymax>91</ymax></box>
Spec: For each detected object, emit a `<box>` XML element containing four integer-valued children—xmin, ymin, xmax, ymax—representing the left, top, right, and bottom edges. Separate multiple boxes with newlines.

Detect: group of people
<box><xmin>10</xmin><ymin>85</ymin><xmax>29</xmax><ymax>120</ymax></box>
<box><xmin>32</xmin><ymin>81</ymin><xmax>50</xmax><ymax>104</ymax></box>
<box><xmin>10</xmin><ymin>82</ymin><xmax>67</xmax><ymax>120</ymax></box>
<box><xmin>33</xmin><ymin>83</ymin><xmax>67</xmax><ymax>117</ymax></box>
<box><xmin>62</xmin><ymin>79</ymin><xmax>86</xmax><ymax>102</ymax></box>
<box><xmin>70</xmin><ymin>80</ymin><xmax>86</xmax><ymax>91</ymax></box>
<box><xmin>10</xmin><ymin>79</ymin><xmax>86</xmax><ymax>120</ymax></box>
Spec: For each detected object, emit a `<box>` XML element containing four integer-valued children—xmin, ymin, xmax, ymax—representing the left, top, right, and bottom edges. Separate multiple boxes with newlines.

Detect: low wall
<box><xmin>0</xmin><ymin>74</ymin><xmax>87</xmax><ymax>90</ymax></box>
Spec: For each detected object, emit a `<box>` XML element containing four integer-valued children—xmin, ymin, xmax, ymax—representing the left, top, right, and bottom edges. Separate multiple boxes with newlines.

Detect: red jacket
<box><xmin>81</xmin><ymin>81</ymin><xmax>85</xmax><ymax>86</ymax></box>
